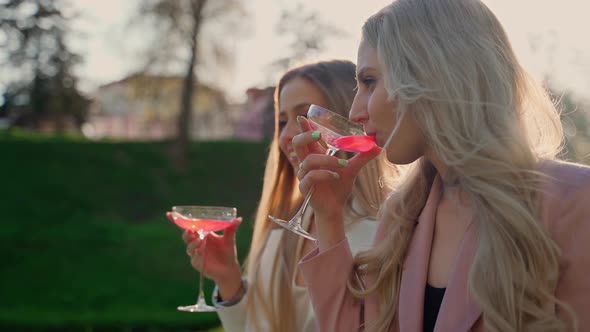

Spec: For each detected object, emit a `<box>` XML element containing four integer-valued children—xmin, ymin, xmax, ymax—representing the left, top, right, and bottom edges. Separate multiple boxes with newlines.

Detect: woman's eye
<box><xmin>278</xmin><ymin>120</ymin><xmax>287</xmax><ymax>131</ymax></box>
<box><xmin>362</xmin><ymin>77</ymin><xmax>376</xmax><ymax>87</ymax></box>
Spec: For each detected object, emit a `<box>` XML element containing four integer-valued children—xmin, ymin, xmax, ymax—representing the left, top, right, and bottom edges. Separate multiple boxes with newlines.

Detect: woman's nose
<box><xmin>349</xmin><ymin>97</ymin><xmax>368</xmax><ymax>124</ymax></box>
<box><xmin>281</xmin><ymin>120</ymin><xmax>299</xmax><ymax>143</ymax></box>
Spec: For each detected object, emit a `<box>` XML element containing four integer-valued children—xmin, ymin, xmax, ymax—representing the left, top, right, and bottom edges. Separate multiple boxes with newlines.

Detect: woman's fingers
<box><xmin>298</xmin><ymin>169</ymin><xmax>342</xmax><ymax>196</ymax></box>
<box><xmin>182</xmin><ymin>229</ymin><xmax>198</xmax><ymax>244</ymax></box>
<box><xmin>186</xmin><ymin>236</ymin><xmax>215</xmax><ymax>272</ymax></box>
<box><xmin>297</xmin><ymin>142</ymin><xmax>383</xmax><ymax>182</ymax></box>
<box><xmin>166</xmin><ymin>211</ymin><xmax>174</xmax><ymax>223</ymax></box>
<box><xmin>347</xmin><ymin>144</ymin><xmax>383</xmax><ymax>174</ymax></box>
<box><xmin>222</xmin><ymin>218</ymin><xmax>242</xmax><ymax>248</ymax></box>
<box><xmin>297</xmin><ymin>154</ymin><xmax>349</xmax><ymax>180</ymax></box>
<box><xmin>183</xmin><ymin>218</ymin><xmax>241</xmax><ymax>260</ymax></box>
<box><xmin>190</xmin><ymin>253</ymin><xmax>204</xmax><ymax>271</ymax></box>
<box><xmin>297</xmin><ymin>115</ymin><xmax>312</xmax><ymax>132</ymax></box>
<box><xmin>186</xmin><ymin>238</ymin><xmax>199</xmax><ymax>256</ymax></box>
<box><xmin>293</xmin><ymin>117</ymin><xmax>325</xmax><ymax>162</ymax></box>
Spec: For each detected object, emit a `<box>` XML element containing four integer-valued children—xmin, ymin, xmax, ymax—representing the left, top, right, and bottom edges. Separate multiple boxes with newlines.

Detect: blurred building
<box><xmin>78</xmin><ymin>73</ymin><xmax>278</xmax><ymax>141</ymax></box>
<box><xmin>233</xmin><ymin>87</ymin><xmax>275</xmax><ymax>141</ymax></box>
<box><xmin>85</xmin><ymin>74</ymin><xmax>232</xmax><ymax>140</ymax></box>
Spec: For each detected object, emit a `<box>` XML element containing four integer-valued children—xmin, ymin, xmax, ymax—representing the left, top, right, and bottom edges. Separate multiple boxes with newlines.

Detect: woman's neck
<box><xmin>426</xmin><ymin>153</ymin><xmax>469</xmax><ymax>205</ymax></box>
<box><xmin>426</xmin><ymin>152</ymin><xmax>448</xmax><ymax>181</ymax></box>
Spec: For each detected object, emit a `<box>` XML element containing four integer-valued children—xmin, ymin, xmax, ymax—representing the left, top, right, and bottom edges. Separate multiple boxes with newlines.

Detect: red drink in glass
<box><xmin>170</xmin><ymin>215</ymin><xmax>233</xmax><ymax>233</ymax></box>
<box><xmin>167</xmin><ymin>206</ymin><xmax>236</xmax><ymax>312</ymax></box>
<box><xmin>333</xmin><ymin>135</ymin><xmax>376</xmax><ymax>153</ymax></box>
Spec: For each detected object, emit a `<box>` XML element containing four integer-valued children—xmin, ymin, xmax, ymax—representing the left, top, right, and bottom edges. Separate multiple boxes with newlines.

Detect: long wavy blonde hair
<box><xmin>244</xmin><ymin>60</ymin><xmax>396</xmax><ymax>331</ymax></box>
<box><xmin>349</xmin><ymin>1</ymin><xmax>576</xmax><ymax>331</ymax></box>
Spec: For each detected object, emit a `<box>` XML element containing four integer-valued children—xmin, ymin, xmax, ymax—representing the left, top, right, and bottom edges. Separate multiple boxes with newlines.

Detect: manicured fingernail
<box><xmin>330</xmin><ymin>171</ymin><xmax>340</xmax><ymax>179</ymax></box>
<box><xmin>337</xmin><ymin>159</ymin><xmax>348</xmax><ymax>167</ymax></box>
<box><xmin>297</xmin><ymin>116</ymin><xmax>303</xmax><ymax>125</ymax></box>
<box><xmin>311</xmin><ymin>131</ymin><xmax>321</xmax><ymax>139</ymax></box>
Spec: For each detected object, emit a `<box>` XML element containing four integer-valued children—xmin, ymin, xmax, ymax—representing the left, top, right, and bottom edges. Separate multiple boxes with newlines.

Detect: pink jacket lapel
<box><xmin>398</xmin><ymin>177</ymin><xmax>441</xmax><ymax>332</ymax></box>
<box><xmin>398</xmin><ymin>176</ymin><xmax>483</xmax><ymax>332</ymax></box>
<box><xmin>434</xmin><ymin>221</ymin><xmax>482</xmax><ymax>331</ymax></box>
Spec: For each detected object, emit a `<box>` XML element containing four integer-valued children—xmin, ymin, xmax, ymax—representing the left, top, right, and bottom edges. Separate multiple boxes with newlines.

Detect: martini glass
<box><xmin>167</xmin><ymin>205</ymin><xmax>236</xmax><ymax>312</ymax></box>
<box><xmin>269</xmin><ymin>104</ymin><xmax>376</xmax><ymax>241</ymax></box>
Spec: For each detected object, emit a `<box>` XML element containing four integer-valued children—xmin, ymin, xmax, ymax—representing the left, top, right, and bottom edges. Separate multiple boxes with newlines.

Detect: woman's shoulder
<box><xmin>344</xmin><ymin>215</ymin><xmax>378</xmax><ymax>234</ymax></box>
<box><xmin>540</xmin><ymin>159</ymin><xmax>590</xmax><ymax>198</ymax></box>
<box><xmin>539</xmin><ymin>159</ymin><xmax>590</xmax><ymax>239</ymax></box>
<box><xmin>344</xmin><ymin>216</ymin><xmax>378</xmax><ymax>255</ymax></box>
<box><xmin>539</xmin><ymin>161</ymin><xmax>590</xmax><ymax>317</ymax></box>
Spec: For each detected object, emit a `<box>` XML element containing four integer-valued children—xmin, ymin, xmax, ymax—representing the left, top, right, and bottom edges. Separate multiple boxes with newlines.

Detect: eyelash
<box><xmin>278</xmin><ymin>120</ymin><xmax>287</xmax><ymax>131</ymax></box>
<box><xmin>361</xmin><ymin>77</ymin><xmax>376</xmax><ymax>87</ymax></box>
<box><xmin>278</xmin><ymin>114</ymin><xmax>307</xmax><ymax>131</ymax></box>
<box><xmin>355</xmin><ymin>77</ymin><xmax>376</xmax><ymax>91</ymax></box>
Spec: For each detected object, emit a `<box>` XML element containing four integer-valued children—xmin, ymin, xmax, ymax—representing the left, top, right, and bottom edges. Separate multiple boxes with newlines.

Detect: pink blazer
<box><xmin>300</xmin><ymin>160</ymin><xmax>590</xmax><ymax>332</ymax></box>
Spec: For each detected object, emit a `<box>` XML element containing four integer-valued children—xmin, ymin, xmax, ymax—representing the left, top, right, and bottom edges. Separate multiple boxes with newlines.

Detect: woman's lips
<box><xmin>365</xmin><ymin>132</ymin><xmax>379</xmax><ymax>145</ymax></box>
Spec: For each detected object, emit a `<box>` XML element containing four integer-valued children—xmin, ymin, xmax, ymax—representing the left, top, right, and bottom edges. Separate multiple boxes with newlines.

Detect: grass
<box><xmin>0</xmin><ymin>133</ymin><xmax>269</xmax><ymax>331</ymax></box>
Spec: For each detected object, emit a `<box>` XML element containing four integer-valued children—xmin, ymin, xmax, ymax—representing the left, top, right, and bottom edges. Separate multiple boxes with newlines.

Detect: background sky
<box><xmin>71</xmin><ymin>0</ymin><xmax>590</xmax><ymax>102</ymax></box>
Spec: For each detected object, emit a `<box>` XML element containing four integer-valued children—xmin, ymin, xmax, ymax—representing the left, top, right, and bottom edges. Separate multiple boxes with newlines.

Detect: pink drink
<box><xmin>333</xmin><ymin>135</ymin><xmax>376</xmax><ymax>153</ymax></box>
<box><xmin>171</xmin><ymin>216</ymin><xmax>232</xmax><ymax>233</ymax></box>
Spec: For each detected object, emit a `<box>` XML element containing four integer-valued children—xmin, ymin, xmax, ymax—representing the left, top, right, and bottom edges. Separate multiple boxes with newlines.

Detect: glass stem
<box><xmin>197</xmin><ymin>231</ymin><xmax>208</xmax><ymax>306</ymax></box>
<box><xmin>290</xmin><ymin>148</ymin><xmax>337</xmax><ymax>227</ymax></box>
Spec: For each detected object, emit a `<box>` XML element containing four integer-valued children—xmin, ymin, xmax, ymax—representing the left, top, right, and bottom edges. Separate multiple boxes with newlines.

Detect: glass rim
<box><xmin>307</xmin><ymin>104</ymin><xmax>348</xmax><ymax>120</ymax></box>
<box><xmin>307</xmin><ymin>104</ymin><xmax>366</xmax><ymax>134</ymax></box>
<box><xmin>172</xmin><ymin>205</ymin><xmax>237</xmax><ymax>212</ymax></box>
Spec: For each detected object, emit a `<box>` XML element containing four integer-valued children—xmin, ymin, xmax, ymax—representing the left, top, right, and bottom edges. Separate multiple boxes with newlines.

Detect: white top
<box><xmin>214</xmin><ymin>213</ymin><xmax>378</xmax><ymax>332</ymax></box>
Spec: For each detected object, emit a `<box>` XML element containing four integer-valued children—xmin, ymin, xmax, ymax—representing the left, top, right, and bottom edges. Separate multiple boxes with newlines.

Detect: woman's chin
<box><xmin>386</xmin><ymin>150</ymin><xmax>419</xmax><ymax>165</ymax></box>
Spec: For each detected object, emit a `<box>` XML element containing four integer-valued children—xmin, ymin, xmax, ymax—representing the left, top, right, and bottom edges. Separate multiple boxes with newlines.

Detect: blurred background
<box><xmin>1</xmin><ymin>0</ymin><xmax>589</xmax><ymax>331</ymax></box>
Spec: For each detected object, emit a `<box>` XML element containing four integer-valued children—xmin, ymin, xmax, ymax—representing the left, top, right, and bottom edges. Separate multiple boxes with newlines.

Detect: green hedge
<box><xmin>0</xmin><ymin>136</ymin><xmax>269</xmax><ymax>331</ymax></box>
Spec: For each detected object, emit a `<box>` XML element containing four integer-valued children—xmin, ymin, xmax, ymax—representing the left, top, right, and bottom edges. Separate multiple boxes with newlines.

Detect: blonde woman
<box><xmin>294</xmin><ymin>1</ymin><xmax>590</xmax><ymax>331</ymax></box>
<box><xmin>180</xmin><ymin>60</ymin><xmax>395</xmax><ymax>331</ymax></box>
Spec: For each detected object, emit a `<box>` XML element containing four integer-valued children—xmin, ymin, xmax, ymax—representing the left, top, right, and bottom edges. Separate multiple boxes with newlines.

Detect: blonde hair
<box><xmin>350</xmin><ymin>1</ymin><xmax>576</xmax><ymax>331</ymax></box>
<box><xmin>245</xmin><ymin>60</ymin><xmax>396</xmax><ymax>331</ymax></box>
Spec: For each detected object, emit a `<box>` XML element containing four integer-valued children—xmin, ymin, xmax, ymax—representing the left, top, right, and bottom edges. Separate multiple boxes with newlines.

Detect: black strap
<box><xmin>358</xmin><ymin>300</ymin><xmax>365</xmax><ymax>331</ymax></box>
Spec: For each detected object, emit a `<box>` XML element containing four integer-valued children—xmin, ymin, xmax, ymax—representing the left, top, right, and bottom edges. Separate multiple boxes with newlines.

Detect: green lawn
<box><xmin>0</xmin><ymin>134</ymin><xmax>268</xmax><ymax>331</ymax></box>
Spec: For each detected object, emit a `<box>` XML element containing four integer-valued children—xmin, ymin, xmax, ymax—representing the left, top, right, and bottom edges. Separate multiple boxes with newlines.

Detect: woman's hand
<box><xmin>167</xmin><ymin>213</ymin><xmax>244</xmax><ymax>300</ymax></box>
<box><xmin>293</xmin><ymin>116</ymin><xmax>381</xmax><ymax>249</ymax></box>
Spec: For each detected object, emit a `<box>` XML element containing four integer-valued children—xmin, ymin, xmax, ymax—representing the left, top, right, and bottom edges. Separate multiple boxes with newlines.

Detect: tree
<box><xmin>0</xmin><ymin>0</ymin><xmax>88</xmax><ymax>132</ymax></box>
<box><xmin>134</xmin><ymin>0</ymin><xmax>247</xmax><ymax>167</ymax></box>
<box><xmin>269</xmin><ymin>3</ymin><xmax>346</xmax><ymax>73</ymax></box>
<box><xmin>548</xmin><ymin>86</ymin><xmax>590</xmax><ymax>164</ymax></box>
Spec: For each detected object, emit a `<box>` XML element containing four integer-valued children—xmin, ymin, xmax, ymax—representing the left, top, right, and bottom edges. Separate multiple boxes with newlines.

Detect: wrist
<box><xmin>214</xmin><ymin>278</ymin><xmax>247</xmax><ymax>307</ymax></box>
<box><xmin>216</xmin><ymin>265</ymin><xmax>242</xmax><ymax>300</ymax></box>
<box><xmin>315</xmin><ymin>210</ymin><xmax>346</xmax><ymax>252</ymax></box>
